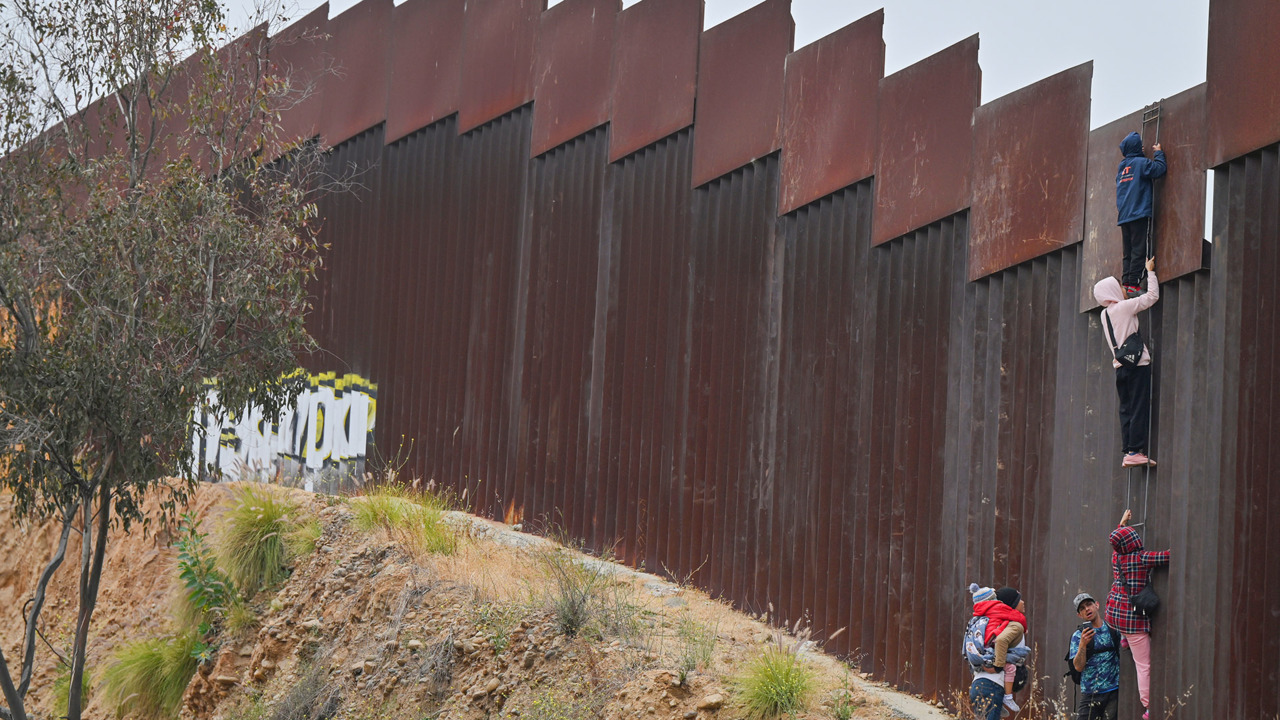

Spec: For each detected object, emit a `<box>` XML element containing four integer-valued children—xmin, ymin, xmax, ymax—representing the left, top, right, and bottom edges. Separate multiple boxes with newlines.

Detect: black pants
<box><xmin>1117</xmin><ymin>364</ymin><xmax>1152</xmax><ymax>454</ymax></box>
<box><xmin>1120</xmin><ymin>217</ymin><xmax>1150</xmax><ymax>288</ymax></box>
<box><xmin>1075</xmin><ymin>688</ymin><xmax>1118</xmax><ymax>720</ymax></box>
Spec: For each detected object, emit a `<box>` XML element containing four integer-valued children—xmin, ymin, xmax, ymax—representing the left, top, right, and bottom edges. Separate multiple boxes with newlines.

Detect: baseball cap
<box><xmin>1073</xmin><ymin>592</ymin><xmax>1095</xmax><ymax>611</ymax></box>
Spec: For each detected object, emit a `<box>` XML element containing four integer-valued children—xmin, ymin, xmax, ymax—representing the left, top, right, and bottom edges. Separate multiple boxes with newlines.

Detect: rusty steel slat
<box><xmin>319</xmin><ymin>0</ymin><xmax>392</xmax><ymax>146</ymax></box>
<box><xmin>1229</xmin><ymin>145</ymin><xmax>1280</xmax><ymax>718</ymax></box>
<box><xmin>778</xmin><ymin>11</ymin><xmax>883</xmax><ymax>215</ymax></box>
<box><xmin>458</xmin><ymin>0</ymin><xmax>544</xmax><ymax>134</ymax></box>
<box><xmin>519</xmin><ymin>130</ymin><xmax>607</xmax><ymax>540</ymax></box>
<box><xmin>530</xmin><ymin>0</ymin><xmax>619</xmax><ymax>158</ymax></box>
<box><xmin>778</xmin><ymin>13</ymin><xmax>880</xmax><ymax>215</ymax></box>
<box><xmin>1080</xmin><ymin>84</ymin><xmax>1209</xmax><ymax>312</ymax></box>
<box><xmin>690</xmin><ymin>0</ymin><xmax>794</xmax><ymax>187</ymax></box>
<box><xmin>384</xmin><ymin>0</ymin><xmax>465</xmax><ymax>144</ymax></box>
<box><xmin>1207</xmin><ymin>0</ymin><xmax>1280</xmax><ymax>166</ymax></box>
<box><xmin>968</xmin><ymin>62</ymin><xmax>1092</xmax><ymax>281</ymax></box>
<box><xmin>607</xmin><ymin>0</ymin><xmax>700</xmax><ymax>162</ymax></box>
<box><xmin>872</xmin><ymin>35</ymin><xmax>979</xmax><ymax>246</ymax></box>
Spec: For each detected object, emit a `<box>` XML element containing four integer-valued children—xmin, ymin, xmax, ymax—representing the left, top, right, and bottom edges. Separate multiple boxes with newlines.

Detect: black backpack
<box><xmin>1063</xmin><ymin>625</ymin><xmax>1122</xmax><ymax>685</ymax></box>
<box><xmin>1103</xmin><ymin>309</ymin><xmax>1144</xmax><ymax>368</ymax></box>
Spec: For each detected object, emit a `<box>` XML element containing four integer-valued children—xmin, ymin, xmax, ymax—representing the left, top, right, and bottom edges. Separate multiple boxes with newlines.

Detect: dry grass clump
<box><xmin>535</xmin><ymin>542</ymin><xmax>641</xmax><ymax>640</ymax></box>
<box><xmin>350</xmin><ymin>484</ymin><xmax>457</xmax><ymax>557</ymax></box>
<box><xmin>100</xmin><ymin>631</ymin><xmax>199</xmax><ymax>720</ymax></box>
<box><xmin>676</xmin><ymin>612</ymin><xmax>718</xmax><ymax>682</ymax></box>
<box><xmin>217</xmin><ymin>483</ymin><xmax>316</xmax><ymax>598</ymax></box>
<box><xmin>734</xmin><ymin>641</ymin><xmax>815</xmax><ymax>719</ymax></box>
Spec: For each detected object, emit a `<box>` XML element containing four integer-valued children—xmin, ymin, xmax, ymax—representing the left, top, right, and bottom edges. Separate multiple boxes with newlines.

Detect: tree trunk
<box><xmin>0</xmin><ymin>647</ymin><xmax>27</xmax><ymax>720</ymax></box>
<box><xmin>67</xmin><ymin>482</ymin><xmax>110</xmax><ymax>720</ymax></box>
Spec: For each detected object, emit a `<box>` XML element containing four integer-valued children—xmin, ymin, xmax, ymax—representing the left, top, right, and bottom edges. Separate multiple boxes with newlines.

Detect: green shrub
<box><xmin>735</xmin><ymin>645</ymin><xmax>814</xmax><ymax>719</ymax></box>
<box><xmin>351</xmin><ymin>485</ymin><xmax>456</xmax><ymax>556</ymax></box>
<box><xmin>48</xmin><ymin>662</ymin><xmax>91</xmax><ymax>718</ymax></box>
<box><xmin>218</xmin><ymin>483</ymin><xmax>314</xmax><ymax>598</ymax></box>
<box><xmin>174</xmin><ymin>512</ymin><xmax>238</xmax><ymax>627</ymax></box>
<box><xmin>101</xmin><ymin>632</ymin><xmax>199</xmax><ymax>720</ymax></box>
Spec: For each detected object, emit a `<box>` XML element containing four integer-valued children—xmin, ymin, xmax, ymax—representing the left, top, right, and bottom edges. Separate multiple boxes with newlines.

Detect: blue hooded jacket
<box><xmin>1116</xmin><ymin>131</ymin><xmax>1167</xmax><ymax>224</ymax></box>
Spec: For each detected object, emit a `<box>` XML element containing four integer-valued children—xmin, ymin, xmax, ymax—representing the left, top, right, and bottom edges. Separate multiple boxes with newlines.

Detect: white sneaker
<box><xmin>1003</xmin><ymin>696</ymin><xmax>1020</xmax><ymax>715</ymax></box>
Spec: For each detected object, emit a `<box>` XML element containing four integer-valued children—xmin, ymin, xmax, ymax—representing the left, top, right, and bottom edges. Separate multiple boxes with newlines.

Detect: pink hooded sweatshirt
<box><xmin>1093</xmin><ymin>272</ymin><xmax>1158</xmax><ymax>368</ymax></box>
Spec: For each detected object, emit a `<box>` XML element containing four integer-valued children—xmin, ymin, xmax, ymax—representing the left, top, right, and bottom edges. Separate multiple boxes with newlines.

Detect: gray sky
<box><xmin>225</xmin><ymin>0</ymin><xmax>1210</xmax><ymax>130</ymax></box>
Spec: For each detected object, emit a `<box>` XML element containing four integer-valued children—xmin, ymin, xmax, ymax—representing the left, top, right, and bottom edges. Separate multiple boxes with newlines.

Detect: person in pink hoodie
<box><xmin>1093</xmin><ymin>257</ymin><xmax>1158</xmax><ymax>468</ymax></box>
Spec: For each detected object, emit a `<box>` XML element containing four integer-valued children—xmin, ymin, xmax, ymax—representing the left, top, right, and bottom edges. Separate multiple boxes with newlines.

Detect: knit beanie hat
<box><xmin>995</xmin><ymin>587</ymin><xmax>1021</xmax><ymax>609</ymax></box>
<box><xmin>969</xmin><ymin>582</ymin><xmax>996</xmax><ymax>603</ymax></box>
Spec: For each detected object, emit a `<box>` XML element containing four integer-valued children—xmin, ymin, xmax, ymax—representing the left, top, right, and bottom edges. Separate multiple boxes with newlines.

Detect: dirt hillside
<box><xmin>0</xmin><ymin>483</ymin><xmax>956</xmax><ymax>720</ymax></box>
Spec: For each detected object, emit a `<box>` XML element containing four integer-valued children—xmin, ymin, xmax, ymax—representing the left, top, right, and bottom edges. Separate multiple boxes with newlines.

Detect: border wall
<box><xmin>282</xmin><ymin>0</ymin><xmax>1280</xmax><ymax>714</ymax></box>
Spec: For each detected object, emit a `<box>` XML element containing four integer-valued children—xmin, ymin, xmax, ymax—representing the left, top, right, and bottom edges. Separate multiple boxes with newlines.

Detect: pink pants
<box><xmin>1004</xmin><ymin>664</ymin><xmax>1017</xmax><ymax>688</ymax></box>
<box><xmin>1125</xmin><ymin>631</ymin><xmax>1152</xmax><ymax>708</ymax></box>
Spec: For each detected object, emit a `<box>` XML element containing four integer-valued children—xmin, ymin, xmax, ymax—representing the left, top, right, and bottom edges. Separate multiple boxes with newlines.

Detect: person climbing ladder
<box><xmin>1093</xmin><ymin>257</ymin><xmax>1159</xmax><ymax>468</ymax></box>
<box><xmin>1116</xmin><ymin>131</ymin><xmax>1166</xmax><ymax>297</ymax></box>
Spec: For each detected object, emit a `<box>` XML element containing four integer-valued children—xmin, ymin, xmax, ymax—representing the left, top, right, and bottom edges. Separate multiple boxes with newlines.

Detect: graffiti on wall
<box><xmin>190</xmin><ymin>372</ymin><xmax>377</xmax><ymax>491</ymax></box>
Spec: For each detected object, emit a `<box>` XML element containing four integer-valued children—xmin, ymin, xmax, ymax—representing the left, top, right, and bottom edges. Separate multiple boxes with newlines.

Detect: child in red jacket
<box><xmin>971</xmin><ymin>584</ymin><xmax>1028</xmax><ymax>715</ymax></box>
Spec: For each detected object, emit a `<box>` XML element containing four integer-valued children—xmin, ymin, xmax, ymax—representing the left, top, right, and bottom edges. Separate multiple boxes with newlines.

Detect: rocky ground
<box><xmin>0</xmin><ymin>483</ymin><xmax>957</xmax><ymax>720</ymax></box>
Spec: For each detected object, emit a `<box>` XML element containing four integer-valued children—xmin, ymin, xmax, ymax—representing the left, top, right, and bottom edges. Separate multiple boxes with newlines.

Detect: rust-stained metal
<box><xmin>384</xmin><ymin>0</ymin><xmax>465</xmax><ymax>144</ymax></box>
<box><xmin>690</xmin><ymin>0</ymin><xmax>793</xmax><ymax>187</ymax></box>
<box><xmin>1207</xmin><ymin>0</ymin><xmax>1280</xmax><ymax>166</ymax></box>
<box><xmin>1214</xmin><ymin>144</ymin><xmax>1280</xmax><ymax>720</ymax></box>
<box><xmin>458</xmin><ymin>0</ymin><xmax>544</xmax><ymax>134</ymax></box>
<box><xmin>684</xmin><ymin>156</ymin><xmax>781</xmax><ymax>602</ymax></box>
<box><xmin>969</xmin><ymin>62</ymin><xmax>1091</xmax><ymax>280</ymax></box>
<box><xmin>1080</xmin><ymin>84</ymin><xmax>1208</xmax><ymax>312</ymax></box>
<box><xmin>872</xmin><ymin>35</ymin><xmax>980</xmax><ymax>246</ymax></box>
<box><xmin>777</xmin><ymin>11</ymin><xmax>883</xmax><ymax>215</ymax></box>
<box><xmin>530</xmin><ymin>0</ymin><xmax>620</xmax><ymax>158</ymax></box>
<box><xmin>318</xmin><ymin>0</ymin><xmax>391</xmax><ymax>146</ymax></box>
<box><xmin>514</xmin><ymin>129</ymin><xmax>609</xmax><ymax>538</ymax></box>
<box><xmin>607</xmin><ymin>0</ymin><xmax>700</xmax><ymax>162</ymax></box>
<box><xmin>269</xmin><ymin>3</ymin><xmax>328</xmax><ymax>145</ymax></box>
<box><xmin>599</xmin><ymin>130</ymin><xmax>696</xmax><ymax>570</ymax></box>
<box><xmin>278</xmin><ymin>2</ymin><xmax>1280</xmax><ymax>715</ymax></box>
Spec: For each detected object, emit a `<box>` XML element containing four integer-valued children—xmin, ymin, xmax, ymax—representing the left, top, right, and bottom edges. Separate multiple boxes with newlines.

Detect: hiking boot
<box><xmin>1122</xmin><ymin>452</ymin><xmax>1156</xmax><ymax>468</ymax></box>
<box><xmin>1003</xmin><ymin>696</ymin><xmax>1020</xmax><ymax>715</ymax></box>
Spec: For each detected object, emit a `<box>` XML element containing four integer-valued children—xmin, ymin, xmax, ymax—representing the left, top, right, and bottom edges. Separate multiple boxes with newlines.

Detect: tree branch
<box><xmin>17</xmin><ymin>500</ymin><xmax>77</xmax><ymax>697</ymax></box>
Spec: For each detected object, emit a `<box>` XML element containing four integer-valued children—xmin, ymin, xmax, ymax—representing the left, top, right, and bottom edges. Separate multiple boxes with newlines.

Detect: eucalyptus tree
<box><xmin>0</xmin><ymin>2</ymin><xmax>329</xmax><ymax>718</ymax></box>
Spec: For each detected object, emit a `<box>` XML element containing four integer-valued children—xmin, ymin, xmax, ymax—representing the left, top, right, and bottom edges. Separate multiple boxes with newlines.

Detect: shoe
<box><xmin>1123</xmin><ymin>452</ymin><xmax>1156</xmax><ymax>468</ymax></box>
<box><xmin>1142</xmin><ymin>711</ymin><xmax>1149</xmax><ymax>720</ymax></box>
<box><xmin>1125</xmin><ymin>284</ymin><xmax>1144</xmax><ymax>298</ymax></box>
<box><xmin>1121</xmin><ymin>635</ymin><xmax>1129</xmax><ymax>649</ymax></box>
<box><xmin>1003</xmin><ymin>696</ymin><xmax>1020</xmax><ymax>714</ymax></box>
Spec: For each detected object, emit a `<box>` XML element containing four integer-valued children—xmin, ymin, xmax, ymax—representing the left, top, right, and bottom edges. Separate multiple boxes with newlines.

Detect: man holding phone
<box><xmin>1068</xmin><ymin>592</ymin><xmax>1122</xmax><ymax>719</ymax></box>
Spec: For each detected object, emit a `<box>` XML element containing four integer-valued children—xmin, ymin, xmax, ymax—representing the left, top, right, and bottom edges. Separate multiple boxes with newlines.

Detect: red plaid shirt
<box><xmin>1104</xmin><ymin>525</ymin><xmax>1170</xmax><ymax>634</ymax></box>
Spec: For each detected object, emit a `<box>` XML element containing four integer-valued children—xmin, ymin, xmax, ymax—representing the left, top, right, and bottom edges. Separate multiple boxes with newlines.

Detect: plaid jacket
<box><xmin>1104</xmin><ymin>525</ymin><xmax>1171</xmax><ymax>634</ymax></box>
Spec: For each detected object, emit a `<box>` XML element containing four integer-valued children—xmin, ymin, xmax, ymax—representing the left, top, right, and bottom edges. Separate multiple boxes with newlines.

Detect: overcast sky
<box><xmin>225</xmin><ymin>0</ymin><xmax>1211</xmax><ymax>130</ymax></box>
